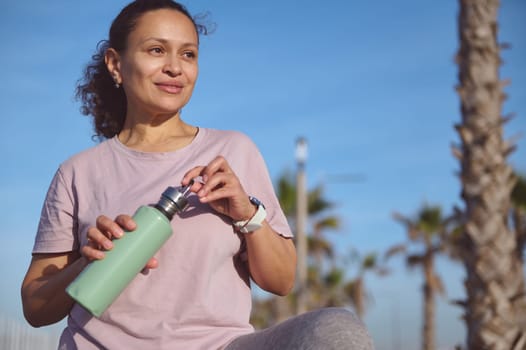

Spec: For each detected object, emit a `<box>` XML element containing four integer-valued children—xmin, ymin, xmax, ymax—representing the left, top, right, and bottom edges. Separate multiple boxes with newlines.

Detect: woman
<box><xmin>21</xmin><ymin>1</ymin><xmax>373</xmax><ymax>349</ymax></box>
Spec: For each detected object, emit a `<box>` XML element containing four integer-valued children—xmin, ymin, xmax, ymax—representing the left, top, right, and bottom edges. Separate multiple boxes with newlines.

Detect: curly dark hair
<box><xmin>76</xmin><ymin>0</ymin><xmax>209</xmax><ymax>140</ymax></box>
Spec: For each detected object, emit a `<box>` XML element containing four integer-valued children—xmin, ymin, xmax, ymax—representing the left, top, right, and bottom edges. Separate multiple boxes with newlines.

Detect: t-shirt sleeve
<box><xmin>230</xmin><ymin>133</ymin><xmax>293</xmax><ymax>238</ymax></box>
<box><xmin>33</xmin><ymin>167</ymin><xmax>79</xmax><ymax>254</ymax></box>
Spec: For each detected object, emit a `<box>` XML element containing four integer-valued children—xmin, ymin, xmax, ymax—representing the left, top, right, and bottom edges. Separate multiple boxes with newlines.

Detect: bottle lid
<box><xmin>156</xmin><ymin>181</ymin><xmax>193</xmax><ymax>220</ymax></box>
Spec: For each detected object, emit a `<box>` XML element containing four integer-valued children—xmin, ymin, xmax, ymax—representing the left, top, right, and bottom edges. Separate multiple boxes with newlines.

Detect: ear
<box><xmin>105</xmin><ymin>48</ymin><xmax>122</xmax><ymax>84</ymax></box>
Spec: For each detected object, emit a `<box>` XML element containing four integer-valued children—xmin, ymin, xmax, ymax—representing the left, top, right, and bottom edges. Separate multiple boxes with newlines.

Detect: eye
<box><xmin>149</xmin><ymin>47</ymin><xmax>165</xmax><ymax>55</ymax></box>
<box><xmin>182</xmin><ymin>50</ymin><xmax>197</xmax><ymax>59</ymax></box>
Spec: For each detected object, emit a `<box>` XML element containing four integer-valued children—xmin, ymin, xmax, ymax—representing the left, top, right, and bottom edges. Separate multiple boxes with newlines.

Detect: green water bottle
<box><xmin>66</xmin><ymin>182</ymin><xmax>193</xmax><ymax>317</ymax></box>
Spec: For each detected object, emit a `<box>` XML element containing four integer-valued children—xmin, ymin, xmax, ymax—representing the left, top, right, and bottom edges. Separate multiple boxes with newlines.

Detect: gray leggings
<box><xmin>225</xmin><ymin>307</ymin><xmax>374</xmax><ymax>350</ymax></box>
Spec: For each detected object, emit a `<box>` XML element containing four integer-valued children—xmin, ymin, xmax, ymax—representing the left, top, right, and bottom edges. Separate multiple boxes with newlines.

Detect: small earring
<box><xmin>112</xmin><ymin>74</ymin><xmax>120</xmax><ymax>88</ymax></box>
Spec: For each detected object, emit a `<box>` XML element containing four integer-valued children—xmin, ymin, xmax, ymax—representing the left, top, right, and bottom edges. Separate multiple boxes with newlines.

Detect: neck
<box><xmin>118</xmin><ymin>112</ymin><xmax>198</xmax><ymax>152</ymax></box>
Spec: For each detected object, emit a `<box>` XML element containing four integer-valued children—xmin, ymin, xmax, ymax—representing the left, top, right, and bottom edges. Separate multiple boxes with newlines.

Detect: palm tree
<box><xmin>251</xmin><ymin>171</ymin><xmax>342</xmax><ymax>325</ymax></box>
<box><xmin>454</xmin><ymin>1</ymin><xmax>526</xmax><ymax>348</ymax></box>
<box><xmin>387</xmin><ymin>204</ymin><xmax>448</xmax><ymax>350</ymax></box>
<box><xmin>343</xmin><ymin>252</ymin><xmax>388</xmax><ymax>320</ymax></box>
<box><xmin>279</xmin><ymin>171</ymin><xmax>341</xmax><ymax>304</ymax></box>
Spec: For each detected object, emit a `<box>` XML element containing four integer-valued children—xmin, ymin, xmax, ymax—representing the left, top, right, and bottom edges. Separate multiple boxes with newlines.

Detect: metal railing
<box><xmin>0</xmin><ymin>316</ymin><xmax>59</xmax><ymax>350</ymax></box>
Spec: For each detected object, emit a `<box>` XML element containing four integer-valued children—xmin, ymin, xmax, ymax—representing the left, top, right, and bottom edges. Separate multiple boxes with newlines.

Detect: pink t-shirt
<box><xmin>33</xmin><ymin>128</ymin><xmax>292</xmax><ymax>350</ymax></box>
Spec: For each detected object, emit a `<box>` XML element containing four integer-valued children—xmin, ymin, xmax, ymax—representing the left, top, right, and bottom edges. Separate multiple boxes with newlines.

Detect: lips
<box><xmin>155</xmin><ymin>81</ymin><xmax>184</xmax><ymax>94</ymax></box>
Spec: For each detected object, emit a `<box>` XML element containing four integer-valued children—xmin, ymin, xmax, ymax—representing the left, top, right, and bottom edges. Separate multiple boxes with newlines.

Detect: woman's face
<box><xmin>112</xmin><ymin>9</ymin><xmax>199</xmax><ymax>119</ymax></box>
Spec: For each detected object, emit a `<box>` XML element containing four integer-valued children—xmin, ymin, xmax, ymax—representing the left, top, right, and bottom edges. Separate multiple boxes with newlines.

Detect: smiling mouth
<box><xmin>156</xmin><ymin>83</ymin><xmax>183</xmax><ymax>94</ymax></box>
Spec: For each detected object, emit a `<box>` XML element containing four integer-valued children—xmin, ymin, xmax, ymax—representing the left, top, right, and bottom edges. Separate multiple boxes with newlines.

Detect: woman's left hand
<box><xmin>181</xmin><ymin>156</ymin><xmax>255</xmax><ymax>222</ymax></box>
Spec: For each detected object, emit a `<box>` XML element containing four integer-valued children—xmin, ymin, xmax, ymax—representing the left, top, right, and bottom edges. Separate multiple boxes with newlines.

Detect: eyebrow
<box><xmin>141</xmin><ymin>37</ymin><xmax>198</xmax><ymax>48</ymax></box>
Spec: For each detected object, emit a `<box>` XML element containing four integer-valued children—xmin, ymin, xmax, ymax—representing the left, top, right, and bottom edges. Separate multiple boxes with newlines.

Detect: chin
<box><xmin>149</xmin><ymin>102</ymin><xmax>187</xmax><ymax>115</ymax></box>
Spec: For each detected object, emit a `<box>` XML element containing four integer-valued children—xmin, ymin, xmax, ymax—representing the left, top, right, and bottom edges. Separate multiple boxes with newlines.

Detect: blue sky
<box><xmin>1</xmin><ymin>1</ymin><xmax>525</xmax><ymax>349</ymax></box>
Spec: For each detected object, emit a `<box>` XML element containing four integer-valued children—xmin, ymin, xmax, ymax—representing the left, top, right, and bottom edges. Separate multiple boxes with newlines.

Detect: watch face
<box><xmin>249</xmin><ymin>196</ymin><xmax>265</xmax><ymax>209</ymax></box>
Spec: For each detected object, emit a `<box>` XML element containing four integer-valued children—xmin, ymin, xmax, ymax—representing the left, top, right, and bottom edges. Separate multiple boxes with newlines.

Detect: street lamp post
<box><xmin>295</xmin><ymin>137</ymin><xmax>308</xmax><ymax>315</ymax></box>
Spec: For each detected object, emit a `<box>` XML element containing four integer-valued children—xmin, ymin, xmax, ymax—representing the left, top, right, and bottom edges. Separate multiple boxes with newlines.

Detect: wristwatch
<box><xmin>233</xmin><ymin>196</ymin><xmax>267</xmax><ymax>234</ymax></box>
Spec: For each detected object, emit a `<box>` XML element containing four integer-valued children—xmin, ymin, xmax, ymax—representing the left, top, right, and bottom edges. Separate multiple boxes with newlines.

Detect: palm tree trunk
<box><xmin>354</xmin><ymin>277</ymin><xmax>365</xmax><ymax>320</ymax></box>
<box><xmin>423</xmin><ymin>256</ymin><xmax>435</xmax><ymax>350</ymax></box>
<box><xmin>456</xmin><ymin>0</ymin><xmax>526</xmax><ymax>348</ymax></box>
<box><xmin>272</xmin><ymin>296</ymin><xmax>292</xmax><ymax>324</ymax></box>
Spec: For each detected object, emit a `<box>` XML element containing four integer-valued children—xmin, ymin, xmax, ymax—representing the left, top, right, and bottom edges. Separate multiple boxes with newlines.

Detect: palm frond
<box><xmin>313</xmin><ymin>216</ymin><xmax>340</xmax><ymax>233</ymax></box>
<box><xmin>308</xmin><ymin>236</ymin><xmax>333</xmax><ymax>258</ymax></box>
<box><xmin>406</xmin><ymin>254</ymin><xmax>425</xmax><ymax>269</ymax></box>
<box><xmin>384</xmin><ymin>244</ymin><xmax>407</xmax><ymax>261</ymax></box>
<box><xmin>308</xmin><ymin>185</ymin><xmax>334</xmax><ymax>214</ymax></box>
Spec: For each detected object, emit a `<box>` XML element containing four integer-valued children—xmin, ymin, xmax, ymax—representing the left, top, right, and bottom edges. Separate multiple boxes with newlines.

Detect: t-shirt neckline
<box><xmin>110</xmin><ymin>127</ymin><xmax>206</xmax><ymax>160</ymax></box>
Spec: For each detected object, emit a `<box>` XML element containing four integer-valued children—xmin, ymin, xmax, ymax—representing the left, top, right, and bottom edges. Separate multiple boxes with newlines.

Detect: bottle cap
<box><xmin>156</xmin><ymin>180</ymin><xmax>193</xmax><ymax>220</ymax></box>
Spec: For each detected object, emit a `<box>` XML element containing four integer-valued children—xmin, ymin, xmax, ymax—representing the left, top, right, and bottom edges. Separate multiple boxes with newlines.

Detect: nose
<box><xmin>162</xmin><ymin>54</ymin><xmax>182</xmax><ymax>77</ymax></box>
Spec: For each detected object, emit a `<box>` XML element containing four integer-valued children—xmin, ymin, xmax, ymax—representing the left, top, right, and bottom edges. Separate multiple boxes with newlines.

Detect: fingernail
<box><xmin>103</xmin><ymin>240</ymin><xmax>113</xmax><ymax>250</ymax></box>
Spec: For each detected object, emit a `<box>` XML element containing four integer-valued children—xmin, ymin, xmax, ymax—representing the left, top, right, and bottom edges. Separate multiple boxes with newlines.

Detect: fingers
<box><xmin>181</xmin><ymin>156</ymin><xmax>254</xmax><ymax>220</ymax></box>
<box><xmin>181</xmin><ymin>156</ymin><xmax>237</xmax><ymax>199</ymax></box>
<box><xmin>81</xmin><ymin>215</ymin><xmax>135</xmax><ymax>261</ymax></box>
<box><xmin>201</xmin><ymin>156</ymin><xmax>232</xmax><ymax>177</ymax></box>
<box><xmin>81</xmin><ymin>242</ymin><xmax>106</xmax><ymax>261</ymax></box>
<box><xmin>181</xmin><ymin>166</ymin><xmax>206</xmax><ymax>187</ymax></box>
<box><xmin>145</xmin><ymin>257</ymin><xmax>158</xmax><ymax>269</ymax></box>
<box><xmin>196</xmin><ymin>172</ymin><xmax>235</xmax><ymax>202</ymax></box>
<box><xmin>114</xmin><ymin>215</ymin><xmax>136</xmax><ymax>232</ymax></box>
<box><xmin>181</xmin><ymin>156</ymin><xmax>231</xmax><ymax>186</ymax></box>
<box><xmin>81</xmin><ymin>215</ymin><xmax>160</xmax><ymax>271</ymax></box>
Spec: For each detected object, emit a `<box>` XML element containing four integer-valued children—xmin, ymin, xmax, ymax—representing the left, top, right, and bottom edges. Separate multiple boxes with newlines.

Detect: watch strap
<box><xmin>233</xmin><ymin>197</ymin><xmax>267</xmax><ymax>234</ymax></box>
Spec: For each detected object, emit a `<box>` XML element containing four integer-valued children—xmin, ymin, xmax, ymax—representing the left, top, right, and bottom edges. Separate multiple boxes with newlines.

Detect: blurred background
<box><xmin>1</xmin><ymin>1</ymin><xmax>524</xmax><ymax>349</ymax></box>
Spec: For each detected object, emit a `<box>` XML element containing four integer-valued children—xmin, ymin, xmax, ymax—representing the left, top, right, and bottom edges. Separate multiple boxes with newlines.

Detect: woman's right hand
<box><xmin>81</xmin><ymin>214</ymin><xmax>158</xmax><ymax>269</ymax></box>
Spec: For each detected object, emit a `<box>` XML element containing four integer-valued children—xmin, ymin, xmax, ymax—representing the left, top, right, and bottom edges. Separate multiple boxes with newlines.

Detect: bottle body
<box><xmin>66</xmin><ymin>205</ymin><xmax>173</xmax><ymax>317</ymax></box>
